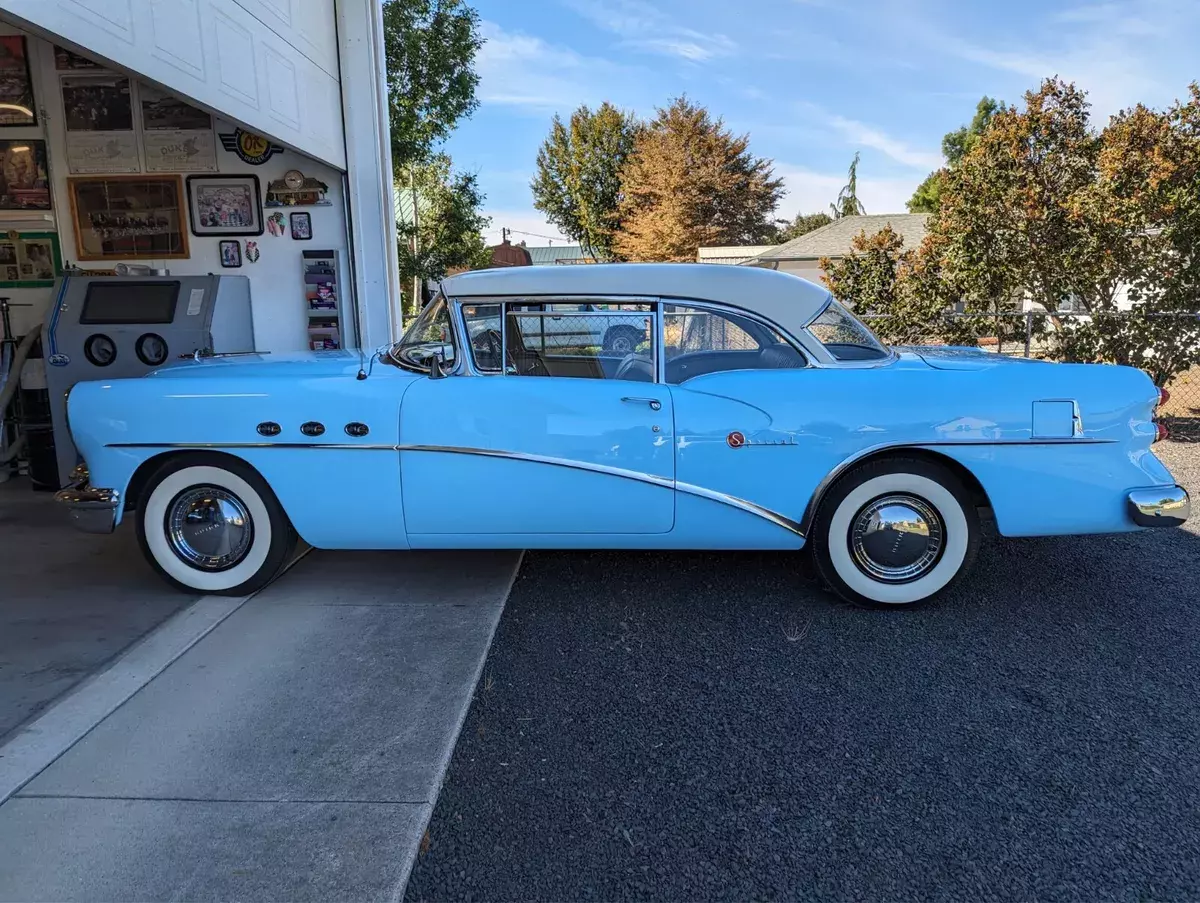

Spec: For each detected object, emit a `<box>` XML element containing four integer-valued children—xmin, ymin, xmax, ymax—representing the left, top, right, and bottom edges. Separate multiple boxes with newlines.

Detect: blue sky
<box><xmin>443</xmin><ymin>0</ymin><xmax>1199</xmax><ymax>246</ymax></box>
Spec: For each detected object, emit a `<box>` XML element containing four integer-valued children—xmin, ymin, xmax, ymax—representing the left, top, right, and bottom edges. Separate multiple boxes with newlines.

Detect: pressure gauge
<box><xmin>136</xmin><ymin>333</ymin><xmax>169</xmax><ymax>366</ymax></box>
<box><xmin>84</xmin><ymin>334</ymin><xmax>117</xmax><ymax>367</ymax></box>
<box><xmin>283</xmin><ymin>169</ymin><xmax>305</xmax><ymax>190</ymax></box>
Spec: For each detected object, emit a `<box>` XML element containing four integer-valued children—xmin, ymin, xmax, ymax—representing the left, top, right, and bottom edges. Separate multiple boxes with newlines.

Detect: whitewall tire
<box><xmin>810</xmin><ymin>457</ymin><xmax>980</xmax><ymax>607</ymax></box>
<box><xmin>136</xmin><ymin>455</ymin><xmax>296</xmax><ymax>596</ymax></box>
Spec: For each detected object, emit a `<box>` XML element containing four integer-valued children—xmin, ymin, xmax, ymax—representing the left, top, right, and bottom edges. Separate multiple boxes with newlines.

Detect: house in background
<box><xmin>697</xmin><ymin>245</ymin><xmax>777</xmax><ymax>265</ymax></box>
<box><xmin>742</xmin><ymin>214</ymin><xmax>929</xmax><ymax>282</ymax></box>
<box><xmin>524</xmin><ymin>244</ymin><xmax>598</xmax><ymax>265</ymax></box>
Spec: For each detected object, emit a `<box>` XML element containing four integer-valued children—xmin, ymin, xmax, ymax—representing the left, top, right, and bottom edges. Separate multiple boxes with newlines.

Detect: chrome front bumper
<box><xmin>1127</xmin><ymin>486</ymin><xmax>1191</xmax><ymax>528</ymax></box>
<box><xmin>54</xmin><ymin>465</ymin><xmax>120</xmax><ymax>535</ymax></box>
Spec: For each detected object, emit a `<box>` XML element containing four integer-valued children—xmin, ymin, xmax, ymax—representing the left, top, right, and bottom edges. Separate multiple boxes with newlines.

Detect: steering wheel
<box><xmin>472</xmin><ymin>328</ymin><xmax>509</xmax><ymax>371</ymax></box>
<box><xmin>615</xmin><ymin>352</ymin><xmax>654</xmax><ymax>382</ymax></box>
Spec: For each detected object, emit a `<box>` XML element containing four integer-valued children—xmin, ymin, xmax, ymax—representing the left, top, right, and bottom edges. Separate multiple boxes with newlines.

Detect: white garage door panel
<box><xmin>0</xmin><ymin>0</ymin><xmax>346</xmax><ymax>170</ymax></box>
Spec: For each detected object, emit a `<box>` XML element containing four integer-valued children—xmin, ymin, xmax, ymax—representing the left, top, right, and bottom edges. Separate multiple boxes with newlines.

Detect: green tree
<box><xmin>908</xmin><ymin>96</ymin><xmax>1006</xmax><ymax>213</ymax></box>
<box><xmin>819</xmin><ymin>225</ymin><xmax>944</xmax><ymax>344</ymax></box>
<box><xmin>830</xmin><ymin>152</ymin><xmax>866</xmax><ymax>218</ymax></box>
<box><xmin>769</xmin><ymin>211</ymin><xmax>833</xmax><ymax>244</ymax></box>
<box><xmin>531</xmin><ymin>103</ymin><xmax>641</xmax><ymax>260</ymax></box>
<box><xmin>396</xmin><ymin>155</ymin><xmax>491</xmax><ymax>315</ymax></box>
<box><xmin>613</xmin><ymin>97</ymin><xmax>784</xmax><ymax>262</ymax></box>
<box><xmin>383</xmin><ymin>0</ymin><xmax>482</xmax><ymax>171</ymax></box>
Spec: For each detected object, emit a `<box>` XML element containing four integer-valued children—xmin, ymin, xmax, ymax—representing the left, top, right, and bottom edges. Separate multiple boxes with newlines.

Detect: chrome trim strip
<box><xmin>108</xmin><ymin>442</ymin><xmax>400</xmax><ymax>450</ymax></box>
<box><xmin>675</xmin><ymin>480</ymin><xmax>805</xmax><ymax>536</ymax></box>
<box><xmin>398</xmin><ymin>443</ymin><xmax>676</xmax><ymax>490</ymax></box>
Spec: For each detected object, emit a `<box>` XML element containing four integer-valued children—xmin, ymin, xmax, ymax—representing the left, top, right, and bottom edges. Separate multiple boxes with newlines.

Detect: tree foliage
<box><xmin>830</xmin><ymin>152</ymin><xmax>866</xmax><ymax>218</ymax></box>
<box><xmin>383</xmin><ymin>0</ymin><xmax>482</xmax><ymax>171</ymax></box>
<box><xmin>840</xmin><ymin>78</ymin><xmax>1200</xmax><ymax>384</ymax></box>
<box><xmin>613</xmin><ymin>97</ymin><xmax>784</xmax><ymax>262</ymax></box>
<box><xmin>396</xmin><ymin>155</ymin><xmax>491</xmax><ymax>314</ymax></box>
<box><xmin>908</xmin><ymin>96</ymin><xmax>1006</xmax><ymax>213</ymax></box>
<box><xmin>770</xmin><ymin>211</ymin><xmax>833</xmax><ymax>244</ymax></box>
<box><xmin>531</xmin><ymin>103</ymin><xmax>640</xmax><ymax>260</ymax></box>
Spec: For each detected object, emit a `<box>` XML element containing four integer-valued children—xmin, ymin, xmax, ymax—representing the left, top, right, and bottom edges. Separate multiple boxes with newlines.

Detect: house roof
<box><xmin>523</xmin><ymin>244</ymin><xmax>597</xmax><ymax>265</ymax></box>
<box><xmin>442</xmin><ymin>263</ymin><xmax>833</xmax><ymax>338</ymax></box>
<box><xmin>746</xmin><ymin>214</ymin><xmax>929</xmax><ymax>264</ymax></box>
<box><xmin>697</xmin><ymin>245</ymin><xmax>776</xmax><ymax>265</ymax></box>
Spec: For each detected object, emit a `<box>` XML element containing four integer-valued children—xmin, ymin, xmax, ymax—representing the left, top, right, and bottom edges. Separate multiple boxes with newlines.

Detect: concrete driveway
<box><xmin>0</xmin><ymin>546</ymin><xmax>520</xmax><ymax>902</ymax></box>
<box><xmin>0</xmin><ymin>479</ymin><xmax>195</xmax><ymax>742</ymax></box>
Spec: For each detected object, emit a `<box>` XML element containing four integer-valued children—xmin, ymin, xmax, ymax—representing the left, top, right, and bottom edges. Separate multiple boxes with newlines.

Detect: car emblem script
<box><xmin>727</xmin><ymin>431</ymin><xmax>746</xmax><ymax>449</ymax></box>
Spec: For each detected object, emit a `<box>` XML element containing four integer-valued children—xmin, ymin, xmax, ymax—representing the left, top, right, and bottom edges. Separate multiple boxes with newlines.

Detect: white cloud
<box><xmin>561</xmin><ymin>0</ymin><xmax>738</xmax><ymax>61</ymax></box>
<box><xmin>825</xmin><ymin>114</ymin><xmax>943</xmax><ymax>170</ymax></box>
<box><xmin>774</xmin><ymin>165</ymin><xmax>919</xmax><ymax>217</ymax></box>
<box><xmin>475</xmin><ymin>21</ymin><xmax>641</xmax><ymax>113</ymax></box>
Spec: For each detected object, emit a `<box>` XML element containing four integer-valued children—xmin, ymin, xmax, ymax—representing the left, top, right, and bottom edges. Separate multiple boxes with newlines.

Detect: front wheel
<box><xmin>810</xmin><ymin>457</ymin><xmax>980</xmax><ymax>607</ymax></box>
<box><xmin>136</xmin><ymin>455</ymin><xmax>297</xmax><ymax>596</ymax></box>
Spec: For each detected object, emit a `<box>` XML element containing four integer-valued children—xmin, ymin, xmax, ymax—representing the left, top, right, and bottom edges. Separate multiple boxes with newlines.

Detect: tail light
<box><xmin>1158</xmin><ymin>387</ymin><xmax>1171</xmax><ymax>407</ymax></box>
<box><xmin>1156</xmin><ymin>421</ymin><xmax>1170</xmax><ymax>443</ymax></box>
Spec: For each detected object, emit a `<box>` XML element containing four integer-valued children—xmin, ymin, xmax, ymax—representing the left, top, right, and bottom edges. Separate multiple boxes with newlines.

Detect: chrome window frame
<box><xmin>452</xmin><ymin>294</ymin><xmax>660</xmax><ymax>382</ymax></box>
<box><xmin>658</xmin><ymin>298</ymin><xmax>814</xmax><ymax>383</ymax></box>
<box><xmin>392</xmin><ymin>292</ymin><xmax>465</xmax><ymax>376</ymax></box>
<box><xmin>801</xmin><ymin>296</ymin><xmax>898</xmax><ymax>369</ymax></box>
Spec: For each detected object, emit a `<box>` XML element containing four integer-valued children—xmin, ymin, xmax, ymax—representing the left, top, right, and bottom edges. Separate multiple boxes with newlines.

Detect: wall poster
<box><xmin>62</xmin><ymin>74</ymin><xmax>140</xmax><ymax>173</ymax></box>
<box><xmin>68</xmin><ymin>175</ymin><xmax>189</xmax><ymax>260</ymax></box>
<box><xmin>0</xmin><ymin>140</ymin><xmax>51</xmax><ymax>210</ymax></box>
<box><xmin>0</xmin><ymin>36</ymin><xmax>36</xmax><ymax>127</ymax></box>
<box><xmin>140</xmin><ymin>83</ymin><xmax>216</xmax><ymax>172</ymax></box>
<box><xmin>0</xmin><ymin>232</ymin><xmax>63</xmax><ymax>287</ymax></box>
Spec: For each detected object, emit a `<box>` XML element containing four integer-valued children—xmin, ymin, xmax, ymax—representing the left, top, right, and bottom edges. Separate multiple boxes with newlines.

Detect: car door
<box><xmin>663</xmin><ymin>302</ymin><xmax>811</xmax><ymax>547</ymax></box>
<box><xmin>399</xmin><ymin>298</ymin><xmax>675</xmax><ymax>540</ymax></box>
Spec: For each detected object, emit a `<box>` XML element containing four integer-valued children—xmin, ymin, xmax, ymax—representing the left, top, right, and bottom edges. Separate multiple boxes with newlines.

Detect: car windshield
<box><xmin>390</xmin><ymin>294</ymin><xmax>456</xmax><ymax>373</ymax></box>
<box><xmin>806</xmin><ymin>299</ymin><xmax>889</xmax><ymax>361</ymax></box>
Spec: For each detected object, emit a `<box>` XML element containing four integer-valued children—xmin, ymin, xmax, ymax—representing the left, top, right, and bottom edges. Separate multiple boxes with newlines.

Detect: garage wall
<box><xmin>0</xmin><ymin>0</ymin><xmax>345</xmax><ymax>170</ymax></box>
<box><xmin>0</xmin><ymin>26</ymin><xmax>349</xmax><ymax>354</ymax></box>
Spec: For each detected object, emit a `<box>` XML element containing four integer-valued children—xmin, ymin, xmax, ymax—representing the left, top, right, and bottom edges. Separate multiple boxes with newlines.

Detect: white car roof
<box><xmin>441</xmin><ymin>263</ymin><xmax>833</xmax><ymax>335</ymax></box>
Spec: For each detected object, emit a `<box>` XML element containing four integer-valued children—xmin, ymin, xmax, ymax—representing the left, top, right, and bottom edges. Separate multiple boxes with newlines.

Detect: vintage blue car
<box><xmin>58</xmin><ymin>264</ymin><xmax>1189</xmax><ymax>606</ymax></box>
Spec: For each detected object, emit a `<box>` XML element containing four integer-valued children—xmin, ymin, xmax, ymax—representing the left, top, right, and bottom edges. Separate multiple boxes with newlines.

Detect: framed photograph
<box><xmin>290</xmin><ymin>211</ymin><xmax>312</xmax><ymax>241</ymax></box>
<box><xmin>0</xmin><ymin>36</ymin><xmax>36</xmax><ymax>126</ymax></box>
<box><xmin>61</xmin><ymin>74</ymin><xmax>134</xmax><ymax>131</ymax></box>
<box><xmin>0</xmin><ymin>232</ymin><xmax>62</xmax><ymax>287</ymax></box>
<box><xmin>186</xmin><ymin>174</ymin><xmax>263</xmax><ymax>236</ymax></box>
<box><xmin>219</xmin><ymin>240</ymin><xmax>242</xmax><ymax>268</ymax></box>
<box><xmin>67</xmin><ymin>175</ymin><xmax>189</xmax><ymax>261</ymax></box>
<box><xmin>0</xmin><ymin>140</ymin><xmax>51</xmax><ymax>210</ymax></box>
<box><xmin>141</xmin><ymin>83</ymin><xmax>211</xmax><ymax>132</ymax></box>
<box><xmin>54</xmin><ymin>45</ymin><xmax>104</xmax><ymax>71</ymax></box>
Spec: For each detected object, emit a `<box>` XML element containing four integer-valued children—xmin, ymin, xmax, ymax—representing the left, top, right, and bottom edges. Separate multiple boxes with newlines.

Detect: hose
<box><xmin>0</xmin><ymin>329</ymin><xmax>39</xmax><ymax>420</ymax></box>
<box><xmin>0</xmin><ymin>432</ymin><xmax>24</xmax><ymax>464</ymax></box>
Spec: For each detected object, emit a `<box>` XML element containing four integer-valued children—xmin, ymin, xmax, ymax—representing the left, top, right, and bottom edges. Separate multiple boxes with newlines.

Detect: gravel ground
<box><xmin>406</xmin><ymin>443</ymin><xmax>1200</xmax><ymax>902</ymax></box>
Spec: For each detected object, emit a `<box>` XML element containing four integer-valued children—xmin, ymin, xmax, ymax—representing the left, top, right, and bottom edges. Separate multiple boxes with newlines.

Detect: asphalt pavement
<box><xmin>405</xmin><ymin>442</ymin><xmax>1200</xmax><ymax>902</ymax></box>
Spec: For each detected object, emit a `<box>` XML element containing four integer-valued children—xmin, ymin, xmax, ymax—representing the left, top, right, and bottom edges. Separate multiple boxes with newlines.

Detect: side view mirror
<box><xmin>428</xmin><ymin>350</ymin><xmax>448</xmax><ymax>379</ymax></box>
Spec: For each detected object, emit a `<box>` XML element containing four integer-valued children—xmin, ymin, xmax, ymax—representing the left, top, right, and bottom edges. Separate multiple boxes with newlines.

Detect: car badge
<box><xmin>727</xmin><ymin>431</ymin><xmax>746</xmax><ymax>448</ymax></box>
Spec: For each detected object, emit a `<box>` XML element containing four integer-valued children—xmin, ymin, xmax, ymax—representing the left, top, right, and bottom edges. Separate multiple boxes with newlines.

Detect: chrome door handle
<box><xmin>622</xmin><ymin>396</ymin><xmax>662</xmax><ymax>411</ymax></box>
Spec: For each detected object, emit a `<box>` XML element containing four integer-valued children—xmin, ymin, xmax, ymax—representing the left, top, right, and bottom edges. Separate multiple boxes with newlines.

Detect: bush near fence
<box><xmin>860</xmin><ymin>311</ymin><xmax>1200</xmax><ymax>441</ymax></box>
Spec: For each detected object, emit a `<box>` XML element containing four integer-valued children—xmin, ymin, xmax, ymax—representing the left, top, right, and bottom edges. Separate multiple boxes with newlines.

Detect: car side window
<box><xmin>465</xmin><ymin>299</ymin><xmax>657</xmax><ymax>382</ymax></box>
<box><xmin>663</xmin><ymin>304</ymin><xmax>805</xmax><ymax>384</ymax></box>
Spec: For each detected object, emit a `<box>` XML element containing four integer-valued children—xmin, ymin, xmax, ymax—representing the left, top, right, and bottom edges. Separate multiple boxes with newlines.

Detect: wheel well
<box><xmin>802</xmin><ymin>447</ymin><xmax>992</xmax><ymax>533</ymax></box>
<box><xmin>123</xmin><ymin>450</ymin><xmax>263</xmax><ymax>512</ymax></box>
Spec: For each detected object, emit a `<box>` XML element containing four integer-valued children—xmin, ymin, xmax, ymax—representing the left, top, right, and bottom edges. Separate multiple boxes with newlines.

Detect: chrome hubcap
<box><xmin>849</xmin><ymin>494</ymin><xmax>944</xmax><ymax>583</ymax></box>
<box><xmin>167</xmin><ymin>487</ymin><xmax>253</xmax><ymax>571</ymax></box>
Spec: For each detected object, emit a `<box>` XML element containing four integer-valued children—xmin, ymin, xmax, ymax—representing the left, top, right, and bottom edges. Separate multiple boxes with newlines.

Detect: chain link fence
<box><xmin>860</xmin><ymin>311</ymin><xmax>1200</xmax><ymax>441</ymax></box>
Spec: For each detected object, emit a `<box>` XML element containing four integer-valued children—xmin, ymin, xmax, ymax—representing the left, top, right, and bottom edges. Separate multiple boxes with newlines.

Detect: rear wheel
<box><xmin>136</xmin><ymin>455</ymin><xmax>297</xmax><ymax>596</ymax></box>
<box><xmin>810</xmin><ymin>457</ymin><xmax>980</xmax><ymax>607</ymax></box>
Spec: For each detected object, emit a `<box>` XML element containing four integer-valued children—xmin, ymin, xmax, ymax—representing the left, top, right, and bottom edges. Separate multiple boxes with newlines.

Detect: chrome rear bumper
<box><xmin>1127</xmin><ymin>486</ymin><xmax>1191</xmax><ymax>528</ymax></box>
<box><xmin>54</xmin><ymin>465</ymin><xmax>120</xmax><ymax>535</ymax></box>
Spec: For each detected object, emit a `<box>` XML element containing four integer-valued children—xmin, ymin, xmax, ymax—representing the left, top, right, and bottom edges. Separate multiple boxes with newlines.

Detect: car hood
<box><xmin>903</xmin><ymin>346</ymin><xmax>1052</xmax><ymax>371</ymax></box>
<box><xmin>146</xmin><ymin>350</ymin><xmax>375</xmax><ymax>380</ymax></box>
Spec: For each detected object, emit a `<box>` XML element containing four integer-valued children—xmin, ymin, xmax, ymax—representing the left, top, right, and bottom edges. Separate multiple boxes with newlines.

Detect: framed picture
<box><xmin>61</xmin><ymin>74</ymin><xmax>134</xmax><ymax>132</ymax></box>
<box><xmin>0</xmin><ymin>140</ymin><xmax>51</xmax><ymax>210</ymax></box>
<box><xmin>67</xmin><ymin>175</ymin><xmax>189</xmax><ymax>261</ymax></box>
<box><xmin>0</xmin><ymin>232</ymin><xmax>62</xmax><ymax>287</ymax></box>
<box><xmin>0</xmin><ymin>36</ymin><xmax>36</xmax><ymax>127</ymax></box>
<box><xmin>218</xmin><ymin>240</ymin><xmax>242</xmax><ymax>268</ymax></box>
<box><xmin>290</xmin><ymin>212</ymin><xmax>312</xmax><ymax>241</ymax></box>
<box><xmin>186</xmin><ymin>175</ymin><xmax>263</xmax><ymax>236</ymax></box>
